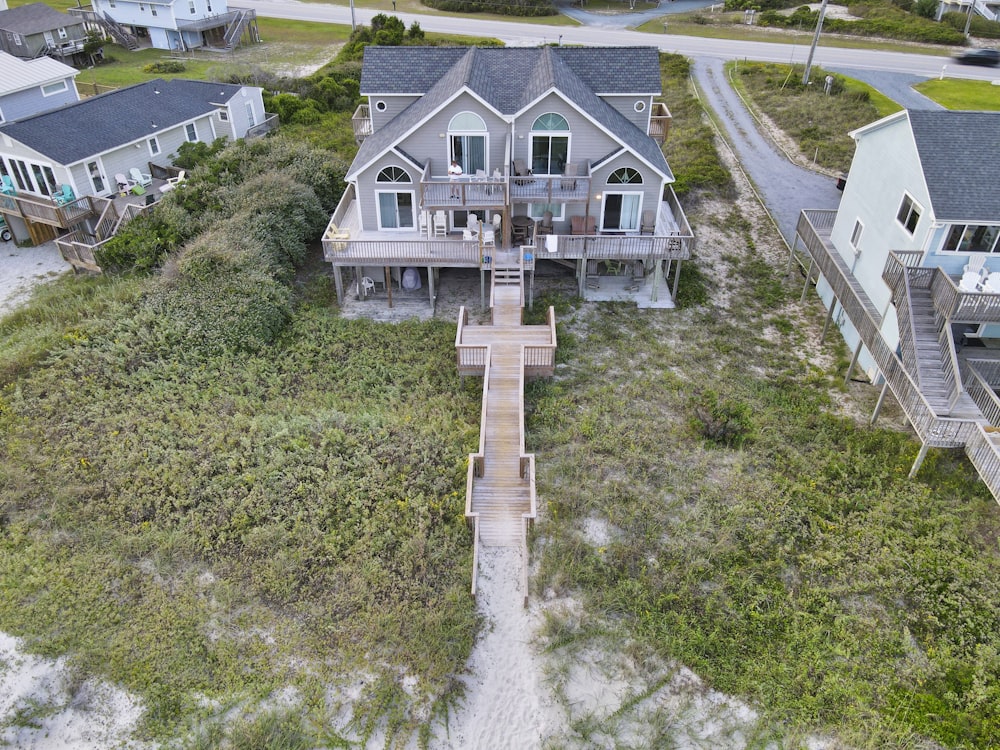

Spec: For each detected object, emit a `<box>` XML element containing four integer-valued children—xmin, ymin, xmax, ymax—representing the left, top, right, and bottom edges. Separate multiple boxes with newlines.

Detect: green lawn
<box><xmin>914</xmin><ymin>77</ymin><xmax>1000</xmax><ymax>110</ymax></box>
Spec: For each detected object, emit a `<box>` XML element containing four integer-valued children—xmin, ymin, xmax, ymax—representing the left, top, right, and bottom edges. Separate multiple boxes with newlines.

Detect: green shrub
<box><xmin>690</xmin><ymin>389</ymin><xmax>754</xmax><ymax>447</ymax></box>
<box><xmin>942</xmin><ymin>10</ymin><xmax>1000</xmax><ymax>37</ymax></box>
<box><xmin>142</xmin><ymin>61</ymin><xmax>186</xmax><ymax>74</ymax></box>
<box><xmin>420</xmin><ymin>0</ymin><xmax>556</xmax><ymax>15</ymax></box>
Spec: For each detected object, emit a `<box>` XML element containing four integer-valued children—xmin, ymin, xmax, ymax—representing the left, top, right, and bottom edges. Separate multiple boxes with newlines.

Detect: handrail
<box><xmin>246</xmin><ymin>113</ymin><xmax>279</xmax><ymax>140</ymax></box>
<box><xmin>470</xmin><ymin>515</ymin><xmax>481</xmax><ymax>598</ymax></box>
<box><xmin>798</xmin><ymin>209</ymin><xmax>976</xmax><ymax>448</ymax></box>
<box><xmin>464</xmin><ymin>342</ymin><xmax>491</xmax><ymax>596</ymax></box>
<box><xmin>929</xmin><ymin>268</ymin><xmax>1000</xmax><ymax>324</ymax></box>
<box><xmin>965</xmin><ymin>360</ymin><xmax>1000</xmax><ymax>426</ymax></box>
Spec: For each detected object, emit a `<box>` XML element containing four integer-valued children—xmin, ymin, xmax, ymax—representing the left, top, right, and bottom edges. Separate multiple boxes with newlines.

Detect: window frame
<box><xmin>896</xmin><ymin>193</ymin><xmax>922</xmax><ymax>236</ymax></box>
<box><xmin>148</xmin><ymin>136</ymin><xmax>160</xmax><ymax>156</ymax></box>
<box><xmin>941</xmin><ymin>223</ymin><xmax>1000</xmax><ymax>255</ymax></box>
<box><xmin>375</xmin><ymin>189</ymin><xmax>417</xmax><ymax>231</ymax></box>
<box><xmin>528</xmin><ymin>203</ymin><xmax>565</xmax><ymax>221</ymax></box>
<box><xmin>41</xmin><ymin>80</ymin><xmax>67</xmax><ymax>97</ymax></box>
<box><xmin>529</xmin><ymin>113</ymin><xmax>570</xmax><ymax>176</ymax></box>
<box><xmin>850</xmin><ymin>219</ymin><xmax>864</xmax><ymax>251</ymax></box>
<box><xmin>185</xmin><ymin>122</ymin><xmax>198</xmax><ymax>142</ymax></box>
<box><xmin>600</xmin><ymin>191</ymin><xmax>644</xmax><ymax>233</ymax></box>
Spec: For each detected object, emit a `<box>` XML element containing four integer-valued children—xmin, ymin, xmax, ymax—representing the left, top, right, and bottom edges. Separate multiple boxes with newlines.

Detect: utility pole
<box><xmin>802</xmin><ymin>0</ymin><xmax>830</xmax><ymax>85</ymax></box>
<box><xmin>350</xmin><ymin>0</ymin><xmax>356</xmax><ymax>31</ymax></box>
<box><xmin>964</xmin><ymin>0</ymin><xmax>975</xmax><ymax>38</ymax></box>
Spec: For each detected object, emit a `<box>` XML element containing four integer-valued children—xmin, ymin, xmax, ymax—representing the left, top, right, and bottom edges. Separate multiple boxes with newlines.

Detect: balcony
<box><xmin>352</xmin><ymin>104</ymin><xmax>372</xmax><ymax>144</ymax></box>
<box><xmin>649</xmin><ymin>101</ymin><xmax>672</xmax><ymax>145</ymax></box>
<box><xmin>246</xmin><ymin>113</ymin><xmax>279</xmax><ymax>140</ymax></box>
<box><xmin>418</xmin><ymin>161</ymin><xmax>591</xmax><ymax>212</ymax></box>
<box><xmin>881</xmin><ymin>249</ymin><xmax>1000</xmax><ymax>325</ymax></box>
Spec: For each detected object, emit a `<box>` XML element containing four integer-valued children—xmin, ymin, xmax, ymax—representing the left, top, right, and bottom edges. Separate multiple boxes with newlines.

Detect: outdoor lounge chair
<box><xmin>535</xmin><ymin>211</ymin><xmax>554</xmax><ymax>236</ymax></box>
<box><xmin>159</xmin><ymin>170</ymin><xmax>186</xmax><ymax>193</ymax></box>
<box><xmin>0</xmin><ymin>175</ymin><xmax>15</xmax><ymax>195</ymax></box>
<box><xmin>115</xmin><ymin>173</ymin><xmax>130</xmax><ymax>195</ymax></box>
<box><xmin>571</xmin><ymin>215</ymin><xmax>596</xmax><ymax>235</ymax></box>
<box><xmin>560</xmin><ymin>163</ymin><xmax>578</xmax><ymax>190</ymax></box>
<box><xmin>129</xmin><ymin>167</ymin><xmax>152</xmax><ymax>187</ymax></box>
<box><xmin>640</xmin><ymin>210</ymin><xmax>656</xmax><ymax>235</ymax></box>
<box><xmin>53</xmin><ymin>185</ymin><xmax>75</xmax><ymax>205</ymax></box>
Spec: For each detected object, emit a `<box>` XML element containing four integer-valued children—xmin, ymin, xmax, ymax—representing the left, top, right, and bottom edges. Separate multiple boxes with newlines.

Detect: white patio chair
<box><xmin>481</xmin><ymin>229</ymin><xmax>495</xmax><ymax>249</ymax></box>
<box><xmin>462</xmin><ymin>229</ymin><xmax>476</xmax><ymax>242</ymax></box>
<box><xmin>359</xmin><ymin>276</ymin><xmax>375</xmax><ymax>298</ymax></box>
<box><xmin>984</xmin><ymin>272</ymin><xmax>1000</xmax><ymax>294</ymax></box>
<box><xmin>959</xmin><ymin>271</ymin><xmax>984</xmax><ymax>293</ymax></box>
<box><xmin>433</xmin><ymin>211</ymin><xmax>447</xmax><ymax>237</ymax></box>
<box><xmin>964</xmin><ymin>255</ymin><xmax>987</xmax><ymax>276</ymax></box>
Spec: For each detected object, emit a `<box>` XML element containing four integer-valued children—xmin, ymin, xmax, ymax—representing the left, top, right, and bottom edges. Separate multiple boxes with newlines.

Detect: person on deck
<box><xmin>449</xmin><ymin>160</ymin><xmax>463</xmax><ymax>198</ymax></box>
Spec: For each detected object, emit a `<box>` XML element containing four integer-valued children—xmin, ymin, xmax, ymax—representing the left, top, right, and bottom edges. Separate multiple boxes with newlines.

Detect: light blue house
<box><xmin>73</xmin><ymin>0</ymin><xmax>257</xmax><ymax>52</ymax></box>
<box><xmin>796</xmin><ymin>109</ymin><xmax>1000</xmax><ymax>498</ymax></box>
<box><xmin>0</xmin><ymin>50</ymin><xmax>78</xmax><ymax>125</ymax></box>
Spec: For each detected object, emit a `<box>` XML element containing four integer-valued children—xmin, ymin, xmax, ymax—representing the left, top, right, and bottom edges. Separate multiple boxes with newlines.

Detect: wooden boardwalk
<box><xmin>457</xmin><ymin>264</ymin><xmax>556</xmax><ymax>595</ymax></box>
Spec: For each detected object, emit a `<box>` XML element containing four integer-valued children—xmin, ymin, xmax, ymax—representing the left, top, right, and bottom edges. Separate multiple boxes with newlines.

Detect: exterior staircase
<box><xmin>97</xmin><ymin>15</ymin><xmax>139</xmax><ymax>50</ymax></box>
<box><xmin>223</xmin><ymin>8</ymin><xmax>258</xmax><ymax>51</ymax></box>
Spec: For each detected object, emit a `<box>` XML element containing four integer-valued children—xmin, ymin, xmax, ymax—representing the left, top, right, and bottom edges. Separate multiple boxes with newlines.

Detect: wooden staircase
<box><xmin>457</xmin><ymin>257</ymin><xmax>557</xmax><ymax>599</ymax></box>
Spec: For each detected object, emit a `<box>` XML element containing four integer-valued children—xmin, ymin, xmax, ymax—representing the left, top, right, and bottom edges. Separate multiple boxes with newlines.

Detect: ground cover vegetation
<box><xmin>421</xmin><ymin>0</ymin><xmax>556</xmax><ymax>16</ymax></box>
<box><xmin>726</xmin><ymin>61</ymin><xmax>900</xmax><ymax>174</ymax></box>
<box><xmin>0</xmin><ymin>131</ymin><xmax>481</xmax><ymax>746</ymax></box>
<box><xmin>914</xmin><ymin>77</ymin><xmax>1000</xmax><ymax>110</ymax></box>
<box><xmin>523</xmin><ymin>69</ymin><xmax>1000</xmax><ymax>747</ymax></box>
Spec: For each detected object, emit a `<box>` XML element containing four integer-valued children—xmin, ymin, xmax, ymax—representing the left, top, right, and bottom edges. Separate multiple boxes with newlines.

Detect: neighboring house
<box><xmin>936</xmin><ymin>0</ymin><xmax>999</xmax><ymax>21</ymax></box>
<box><xmin>0</xmin><ymin>77</ymin><xmax>274</xmax><ymax>247</ymax></box>
<box><xmin>324</xmin><ymin>45</ymin><xmax>694</xmax><ymax>308</ymax></box>
<box><xmin>73</xmin><ymin>0</ymin><xmax>258</xmax><ymax>52</ymax></box>
<box><xmin>0</xmin><ymin>50</ymin><xmax>79</xmax><ymax>123</ymax></box>
<box><xmin>0</xmin><ymin>3</ymin><xmax>90</xmax><ymax>65</ymax></box>
<box><xmin>796</xmin><ymin>108</ymin><xmax>1000</xmax><ymax>499</ymax></box>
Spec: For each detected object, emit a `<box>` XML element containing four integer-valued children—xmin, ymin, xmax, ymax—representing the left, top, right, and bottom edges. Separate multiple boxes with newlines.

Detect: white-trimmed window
<box><xmin>185</xmin><ymin>123</ymin><xmax>197</xmax><ymax>142</ymax></box>
<box><xmin>109</xmin><ymin>0</ymin><xmax>115</xmax><ymax>7</ymax></box>
<box><xmin>601</xmin><ymin>192</ymin><xmax>643</xmax><ymax>232</ymax></box>
<box><xmin>850</xmin><ymin>219</ymin><xmax>864</xmax><ymax>250</ymax></box>
<box><xmin>530</xmin><ymin>113</ymin><xmax>569</xmax><ymax>175</ymax></box>
<box><xmin>57</xmin><ymin>27</ymin><xmax>68</xmax><ymax>39</ymax></box>
<box><xmin>529</xmin><ymin>203</ymin><xmax>564</xmax><ymax>221</ymax></box>
<box><xmin>139</xmin><ymin>3</ymin><xmax>145</xmax><ymax>11</ymax></box>
<box><xmin>151</xmin><ymin>5</ymin><xmax>158</xmax><ymax>15</ymax></box>
<box><xmin>87</xmin><ymin>160</ymin><xmax>107</xmax><ymax>194</ymax></box>
<box><xmin>0</xmin><ymin>106</ymin><xmax>5</xmax><ymax>124</ymax></box>
<box><xmin>448</xmin><ymin>112</ymin><xmax>487</xmax><ymax>176</ymax></box>
<box><xmin>148</xmin><ymin>137</ymin><xmax>160</xmax><ymax>155</ymax></box>
<box><xmin>245</xmin><ymin>101</ymin><xmax>255</xmax><ymax>127</ymax></box>
<box><xmin>608</xmin><ymin>167</ymin><xmax>642</xmax><ymax>185</ymax></box>
<box><xmin>896</xmin><ymin>193</ymin><xmax>922</xmax><ymax>236</ymax></box>
<box><xmin>218</xmin><ymin>108</ymin><xmax>229</xmax><ymax>121</ymax></box>
<box><xmin>943</xmin><ymin>224</ymin><xmax>1000</xmax><ymax>254</ymax></box>
<box><xmin>377</xmin><ymin>166</ymin><xmax>411</xmax><ymax>184</ymax></box>
<box><xmin>375</xmin><ymin>166</ymin><xmax>414</xmax><ymax>230</ymax></box>
<box><xmin>207</xmin><ymin>0</ymin><xmax>212</xmax><ymax>10</ymax></box>
<box><xmin>12</xmin><ymin>33</ymin><xmax>22</xmax><ymax>46</ymax></box>
<box><xmin>634</xmin><ymin>100</ymin><xmax>646</xmax><ymax>113</ymax></box>
<box><xmin>189</xmin><ymin>0</ymin><xmax>196</xmax><ymax>13</ymax></box>
<box><xmin>375</xmin><ymin>100</ymin><xmax>387</xmax><ymax>112</ymax></box>
<box><xmin>41</xmin><ymin>80</ymin><xmax>67</xmax><ymax>97</ymax></box>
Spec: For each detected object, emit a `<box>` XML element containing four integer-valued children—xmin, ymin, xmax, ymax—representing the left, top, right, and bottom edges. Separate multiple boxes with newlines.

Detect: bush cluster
<box><xmin>942</xmin><ymin>9</ymin><xmax>1000</xmax><ymax>37</ymax></box>
<box><xmin>142</xmin><ymin>60</ymin><xmax>186</xmax><ymax>74</ymax></box>
<box><xmin>757</xmin><ymin>5</ymin><xmax>965</xmax><ymax>44</ymax></box>
<box><xmin>421</xmin><ymin>0</ymin><xmax>556</xmax><ymax>15</ymax></box>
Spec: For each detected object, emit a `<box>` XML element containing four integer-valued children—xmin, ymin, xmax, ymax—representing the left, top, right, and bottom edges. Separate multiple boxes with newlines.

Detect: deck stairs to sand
<box><xmin>457</xmin><ymin>255</ymin><xmax>557</xmax><ymax>601</ymax></box>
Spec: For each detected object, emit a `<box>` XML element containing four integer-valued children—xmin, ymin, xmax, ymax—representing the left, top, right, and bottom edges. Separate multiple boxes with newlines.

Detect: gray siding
<box><xmin>512</xmin><ymin>93</ymin><xmax>619</xmax><ymax>176</ymax></box>
<box><xmin>370</xmin><ymin>95</ymin><xmax>420</xmax><ymax>131</ymax></box>
<box><xmin>225</xmin><ymin>88</ymin><xmax>265</xmax><ymax>138</ymax></box>
<box><xmin>0</xmin><ymin>80</ymin><xmax>77</xmax><ymax>122</ymax></box>
<box><xmin>355</xmin><ymin>151</ymin><xmax>420</xmax><ymax>231</ymax></box>
<box><xmin>590</xmin><ymin>151</ymin><xmax>662</xmax><ymax>232</ymax></box>
<box><xmin>396</xmin><ymin>92</ymin><xmax>508</xmax><ymax>179</ymax></box>
<box><xmin>602</xmin><ymin>95</ymin><xmax>652</xmax><ymax>133</ymax></box>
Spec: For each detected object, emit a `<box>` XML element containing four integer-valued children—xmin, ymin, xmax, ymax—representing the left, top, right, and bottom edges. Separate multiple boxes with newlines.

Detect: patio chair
<box><xmin>467</xmin><ymin>215</ymin><xmax>480</xmax><ymax>233</ymax></box>
<box><xmin>959</xmin><ymin>270</ymin><xmax>984</xmax><ymax>292</ymax></box>
<box><xmin>512</xmin><ymin>159</ymin><xmax>532</xmax><ymax>187</ymax></box>
<box><xmin>53</xmin><ymin>184</ymin><xmax>75</xmax><ymax>205</ymax></box>
<box><xmin>984</xmin><ymin>272</ymin><xmax>1000</xmax><ymax>294</ymax></box>
<box><xmin>463</xmin><ymin>229</ymin><xmax>476</xmax><ymax>242</ymax></box>
<box><xmin>535</xmin><ymin>210</ymin><xmax>554</xmax><ymax>236</ymax></box>
<box><xmin>640</xmin><ymin>209</ymin><xmax>656</xmax><ymax>235</ymax></box>
<box><xmin>0</xmin><ymin>175</ymin><xmax>15</xmax><ymax>195</ymax></box>
<box><xmin>418</xmin><ymin>210</ymin><xmax>429</xmax><ymax>237</ymax></box>
<box><xmin>159</xmin><ymin>170</ymin><xmax>186</xmax><ymax>194</ymax></box>
<box><xmin>358</xmin><ymin>276</ymin><xmax>376</xmax><ymax>298</ymax></box>
<box><xmin>115</xmin><ymin>173</ymin><xmax>130</xmax><ymax>195</ymax></box>
<box><xmin>129</xmin><ymin>167</ymin><xmax>152</xmax><ymax>187</ymax></box>
<box><xmin>433</xmin><ymin>210</ymin><xmax>447</xmax><ymax>237</ymax></box>
<box><xmin>560</xmin><ymin>163</ymin><xmax>577</xmax><ymax>191</ymax></box>
<box><xmin>481</xmin><ymin>229</ymin><xmax>495</xmax><ymax>249</ymax></box>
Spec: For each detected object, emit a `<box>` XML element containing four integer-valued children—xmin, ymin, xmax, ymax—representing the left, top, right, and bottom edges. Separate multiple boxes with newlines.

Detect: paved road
<box><xmin>245</xmin><ymin>0</ymin><xmax>1000</xmax><ymax>81</ymax></box>
<box><xmin>691</xmin><ymin>58</ymin><xmax>843</xmax><ymax>246</ymax></box>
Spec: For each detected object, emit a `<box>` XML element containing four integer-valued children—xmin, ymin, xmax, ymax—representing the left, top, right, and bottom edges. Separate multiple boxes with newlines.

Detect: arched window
<box><xmin>376</xmin><ymin>166</ymin><xmax>411</xmax><ymax>183</ymax></box>
<box><xmin>448</xmin><ymin>112</ymin><xmax>488</xmax><ymax>175</ymax></box>
<box><xmin>608</xmin><ymin>168</ymin><xmax>642</xmax><ymax>185</ymax></box>
<box><xmin>530</xmin><ymin>113</ymin><xmax>570</xmax><ymax>174</ymax></box>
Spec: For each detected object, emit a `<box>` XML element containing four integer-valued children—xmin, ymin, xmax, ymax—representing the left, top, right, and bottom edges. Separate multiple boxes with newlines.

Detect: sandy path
<box><xmin>0</xmin><ymin>240</ymin><xmax>71</xmax><ymax>317</ymax></box>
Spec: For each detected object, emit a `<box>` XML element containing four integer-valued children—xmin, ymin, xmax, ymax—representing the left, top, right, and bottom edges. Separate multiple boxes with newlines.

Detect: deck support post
<box><xmin>672</xmin><ymin>259</ymin><xmax>681</xmax><ymax>301</ymax></box>
<box><xmin>909</xmin><ymin>443</ymin><xmax>930</xmax><ymax>478</ymax></box>
<box><xmin>820</xmin><ymin>300</ymin><xmax>837</xmax><ymax>344</ymax></box>
<box><xmin>577</xmin><ymin>258</ymin><xmax>585</xmax><ymax>298</ymax></box>
<box><xmin>787</xmin><ymin>234</ymin><xmax>799</xmax><ymax>275</ymax></box>
<box><xmin>354</xmin><ymin>266</ymin><xmax>363</xmax><ymax>300</ymax></box>
<box><xmin>333</xmin><ymin>265</ymin><xmax>344</xmax><ymax>304</ymax></box>
<box><xmin>800</xmin><ymin>258</ymin><xmax>815</xmax><ymax>303</ymax></box>
<box><xmin>384</xmin><ymin>266</ymin><xmax>393</xmax><ymax>308</ymax></box>
<box><xmin>481</xmin><ymin>267</ymin><xmax>486</xmax><ymax>311</ymax></box>
<box><xmin>428</xmin><ymin>265</ymin><xmax>436</xmax><ymax>313</ymax></box>
<box><xmin>844</xmin><ymin>339</ymin><xmax>863</xmax><ymax>386</ymax></box>
<box><xmin>871</xmin><ymin>379</ymin><xmax>889</xmax><ymax>425</ymax></box>
<box><xmin>528</xmin><ymin>267</ymin><xmax>534</xmax><ymax>311</ymax></box>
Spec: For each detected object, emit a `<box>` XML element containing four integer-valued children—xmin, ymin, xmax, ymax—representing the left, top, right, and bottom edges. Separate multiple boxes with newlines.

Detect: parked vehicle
<box><xmin>953</xmin><ymin>49</ymin><xmax>1000</xmax><ymax>67</ymax></box>
<box><xmin>0</xmin><ymin>218</ymin><xmax>11</xmax><ymax>243</ymax></box>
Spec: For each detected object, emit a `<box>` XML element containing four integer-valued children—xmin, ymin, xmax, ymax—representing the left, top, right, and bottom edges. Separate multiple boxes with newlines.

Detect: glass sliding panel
<box><xmin>30</xmin><ymin>164</ymin><xmax>51</xmax><ymax>196</ymax></box>
<box><xmin>378</xmin><ymin>192</ymin><xmax>399</xmax><ymax>229</ymax></box>
<box><xmin>451</xmin><ymin>135</ymin><xmax>485</xmax><ymax>175</ymax></box>
<box><xmin>396</xmin><ymin>192</ymin><xmax>414</xmax><ymax>228</ymax></box>
<box><xmin>619</xmin><ymin>194</ymin><xmax>640</xmax><ymax>231</ymax></box>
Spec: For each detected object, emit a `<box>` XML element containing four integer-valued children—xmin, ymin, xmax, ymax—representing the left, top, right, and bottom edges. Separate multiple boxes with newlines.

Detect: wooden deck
<box><xmin>458</xmin><ymin>265</ymin><xmax>556</xmax><ymax>600</ymax></box>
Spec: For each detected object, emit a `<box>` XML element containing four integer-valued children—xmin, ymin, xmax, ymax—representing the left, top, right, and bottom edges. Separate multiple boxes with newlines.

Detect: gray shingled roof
<box><xmin>908</xmin><ymin>110</ymin><xmax>1000</xmax><ymax>222</ymax></box>
<box><xmin>0</xmin><ymin>3</ymin><xmax>80</xmax><ymax>34</ymax></box>
<box><xmin>0</xmin><ymin>78</ymin><xmax>242</xmax><ymax>164</ymax></box>
<box><xmin>351</xmin><ymin>46</ymin><xmax>671</xmax><ymax>181</ymax></box>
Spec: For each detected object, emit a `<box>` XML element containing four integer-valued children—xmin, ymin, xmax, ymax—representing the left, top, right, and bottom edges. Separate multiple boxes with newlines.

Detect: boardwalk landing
<box><xmin>457</xmin><ymin>258</ymin><xmax>557</xmax><ymax>598</ymax></box>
